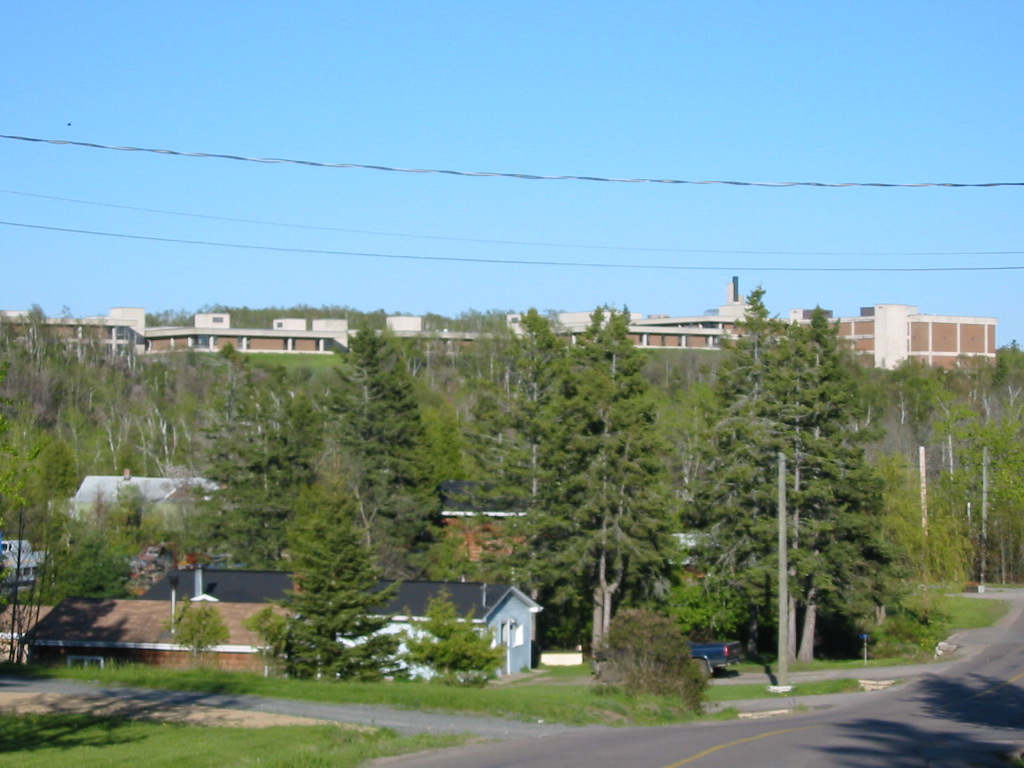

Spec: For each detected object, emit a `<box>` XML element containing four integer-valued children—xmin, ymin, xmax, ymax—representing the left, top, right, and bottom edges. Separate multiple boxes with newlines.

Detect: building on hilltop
<box><xmin>544</xmin><ymin>278</ymin><xmax>998</xmax><ymax>369</ymax></box>
<box><xmin>509</xmin><ymin>278</ymin><xmax>749</xmax><ymax>352</ymax></box>
<box><xmin>789</xmin><ymin>304</ymin><xmax>997</xmax><ymax>370</ymax></box>
<box><xmin>1</xmin><ymin>285</ymin><xmax>998</xmax><ymax>369</ymax></box>
<box><xmin>145</xmin><ymin>312</ymin><xmax>352</xmax><ymax>353</ymax></box>
<box><xmin>0</xmin><ymin>307</ymin><xmax>146</xmax><ymax>354</ymax></box>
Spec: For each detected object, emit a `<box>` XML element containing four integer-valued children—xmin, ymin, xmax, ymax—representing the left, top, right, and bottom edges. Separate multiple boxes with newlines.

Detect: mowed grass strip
<box><xmin>705</xmin><ymin>678</ymin><xmax>865</xmax><ymax>702</ymax></box>
<box><xmin>0</xmin><ymin>713</ymin><xmax>464</xmax><ymax>768</ymax></box>
<box><xmin>3</xmin><ymin>664</ymin><xmax>703</xmax><ymax>727</ymax></box>
<box><xmin>944</xmin><ymin>595</ymin><xmax>1009</xmax><ymax>630</ymax></box>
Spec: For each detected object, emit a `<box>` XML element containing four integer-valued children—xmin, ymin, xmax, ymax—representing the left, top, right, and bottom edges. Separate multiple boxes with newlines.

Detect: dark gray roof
<box><xmin>377</xmin><ymin>580</ymin><xmax>528</xmax><ymax>620</ymax></box>
<box><xmin>140</xmin><ymin>570</ymin><xmax>539</xmax><ymax>620</ymax></box>
<box><xmin>140</xmin><ymin>568</ymin><xmax>292</xmax><ymax>604</ymax></box>
<box><xmin>438</xmin><ymin>481</ymin><xmax>524</xmax><ymax>514</ymax></box>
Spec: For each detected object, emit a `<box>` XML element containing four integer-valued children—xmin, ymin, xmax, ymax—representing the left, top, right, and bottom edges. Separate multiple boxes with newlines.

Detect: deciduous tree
<box><xmin>171</xmin><ymin>600</ymin><xmax>230</xmax><ymax>663</ymax></box>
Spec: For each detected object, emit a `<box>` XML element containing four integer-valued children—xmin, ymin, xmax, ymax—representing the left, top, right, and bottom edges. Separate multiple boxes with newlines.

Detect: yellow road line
<box><xmin>662</xmin><ymin>725</ymin><xmax>822</xmax><ymax>767</ymax></box>
<box><xmin>963</xmin><ymin>669</ymin><xmax>1024</xmax><ymax>700</ymax></box>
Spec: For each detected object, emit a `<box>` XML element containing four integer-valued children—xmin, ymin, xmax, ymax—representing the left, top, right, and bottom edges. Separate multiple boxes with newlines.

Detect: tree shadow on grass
<box><xmin>0</xmin><ymin>713</ymin><xmax>143</xmax><ymax>754</ymax></box>
<box><xmin>809</xmin><ymin>673</ymin><xmax>1024</xmax><ymax>767</ymax></box>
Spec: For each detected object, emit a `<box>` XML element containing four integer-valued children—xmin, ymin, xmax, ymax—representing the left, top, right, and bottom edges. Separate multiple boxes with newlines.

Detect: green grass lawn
<box><xmin>944</xmin><ymin>594</ymin><xmax>1009</xmax><ymax>630</ymax></box>
<box><xmin>244</xmin><ymin>351</ymin><xmax>345</xmax><ymax>372</ymax></box>
<box><xmin>0</xmin><ymin>713</ymin><xmax>463</xmax><ymax>768</ymax></box>
<box><xmin>705</xmin><ymin>678</ymin><xmax>865</xmax><ymax>702</ymax></box>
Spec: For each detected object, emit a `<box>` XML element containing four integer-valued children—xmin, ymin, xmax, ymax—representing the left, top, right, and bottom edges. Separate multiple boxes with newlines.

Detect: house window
<box><xmin>513</xmin><ymin>623</ymin><xmax>525</xmax><ymax>648</ymax></box>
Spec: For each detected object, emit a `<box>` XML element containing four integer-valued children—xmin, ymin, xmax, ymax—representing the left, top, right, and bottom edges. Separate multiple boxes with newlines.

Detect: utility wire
<box><xmin>2</xmin><ymin>134</ymin><xmax>1022</xmax><ymax>188</ymax></box>
<box><xmin>3</xmin><ymin>189</ymin><xmax>1022</xmax><ymax>257</ymax></box>
<box><xmin>3</xmin><ymin>220</ymin><xmax>1023</xmax><ymax>272</ymax></box>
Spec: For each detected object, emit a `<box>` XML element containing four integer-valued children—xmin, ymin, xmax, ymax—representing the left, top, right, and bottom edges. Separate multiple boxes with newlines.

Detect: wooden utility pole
<box><xmin>777</xmin><ymin>452</ymin><xmax>789</xmax><ymax>688</ymax></box>
<box><xmin>919</xmin><ymin>446</ymin><xmax>928</xmax><ymax>532</ymax></box>
<box><xmin>920</xmin><ymin>446</ymin><xmax>930</xmax><ymax>617</ymax></box>
<box><xmin>981</xmin><ymin>446</ymin><xmax>989</xmax><ymax>588</ymax></box>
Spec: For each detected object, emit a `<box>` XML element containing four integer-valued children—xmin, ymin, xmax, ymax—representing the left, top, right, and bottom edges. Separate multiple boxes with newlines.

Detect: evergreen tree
<box><xmin>528</xmin><ymin>308</ymin><xmax>675</xmax><ymax>650</ymax></box>
<box><xmin>403</xmin><ymin>589</ymin><xmax>504</xmax><ymax>685</ymax></box>
<box><xmin>461</xmin><ymin>310</ymin><xmax>569</xmax><ymax>591</ymax></box>
<box><xmin>692</xmin><ymin>292</ymin><xmax>891</xmax><ymax>660</ymax></box>
<box><xmin>204</xmin><ymin>357</ymin><xmax>323</xmax><ymax>565</ymax></box>
<box><xmin>283</xmin><ymin>484</ymin><xmax>400</xmax><ymax>680</ymax></box>
<box><xmin>329</xmin><ymin>329</ymin><xmax>435</xmax><ymax>577</ymax></box>
<box><xmin>48</xmin><ymin>523</ymin><xmax>132</xmax><ymax>600</ymax></box>
<box><xmin>470</xmin><ymin>309</ymin><xmax>566</xmax><ymax>508</ymax></box>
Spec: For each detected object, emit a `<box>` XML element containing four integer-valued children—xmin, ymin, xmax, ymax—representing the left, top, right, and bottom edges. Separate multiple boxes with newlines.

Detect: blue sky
<box><xmin>4</xmin><ymin>2</ymin><xmax>1023</xmax><ymax>341</ymax></box>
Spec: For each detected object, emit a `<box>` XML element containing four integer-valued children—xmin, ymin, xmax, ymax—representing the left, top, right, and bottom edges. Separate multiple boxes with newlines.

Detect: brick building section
<box><xmin>798</xmin><ymin>304</ymin><xmax>997</xmax><ymax>370</ymax></box>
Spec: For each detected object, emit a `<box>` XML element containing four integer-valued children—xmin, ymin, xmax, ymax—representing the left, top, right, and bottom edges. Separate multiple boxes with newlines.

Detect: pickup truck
<box><xmin>688</xmin><ymin>640</ymin><xmax>742</xmax><ymax>676</ymax></box>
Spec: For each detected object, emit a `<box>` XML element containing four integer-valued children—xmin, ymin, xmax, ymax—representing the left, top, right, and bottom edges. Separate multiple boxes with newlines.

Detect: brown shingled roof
<box><xmin>27</xmin><ymin>598</ymin><xmax>268</xmax><ymax>649</ymax></box>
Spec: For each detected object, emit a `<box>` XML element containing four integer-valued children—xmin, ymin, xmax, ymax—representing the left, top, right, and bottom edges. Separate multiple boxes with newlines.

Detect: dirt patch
<box><xmin>0</xmin><ymin>691</ymin><xmax>338</xmax><ymax>729</ymax></box>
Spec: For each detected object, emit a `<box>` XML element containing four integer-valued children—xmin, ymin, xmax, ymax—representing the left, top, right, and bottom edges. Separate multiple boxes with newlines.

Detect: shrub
<box><xmin>871</xmin><ymin>611</ymin><xmax>950</xmax><ymax>659</ymax></box>
<box><xmin>404</xmin><ymin>590</ymin><xmax>504</xmax><ymax>686</ymax></box>
<box><xmin>597</xmin><ymin>608</ymin><xmax>706</xmax><ymax>712</ymax></box>
<box><xmin>170</xmin><ymin>600</ymin><xmax>229</xmax><ymax>665</ymax></box>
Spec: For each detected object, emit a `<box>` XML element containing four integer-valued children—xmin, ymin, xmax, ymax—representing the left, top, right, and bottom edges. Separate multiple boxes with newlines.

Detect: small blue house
<box><xmin>378</xmin><ymin>580</ymin><xmax>542</xmax><ymax>676</ymax></box>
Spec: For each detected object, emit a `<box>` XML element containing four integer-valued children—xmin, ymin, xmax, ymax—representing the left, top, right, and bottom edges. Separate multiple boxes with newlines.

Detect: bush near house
<box><xmin>169</xmin><ymin>600</ymin><xmax>229</xmax><ymax>664</ymax></box>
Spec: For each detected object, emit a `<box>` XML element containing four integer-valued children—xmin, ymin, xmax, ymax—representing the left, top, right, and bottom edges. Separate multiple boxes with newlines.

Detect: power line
<box><xmin>3</xmin><ymin>189</ymin><xmax>1022</xmax><ymax>257</ymax></box>
<box><xmin>3</xmin><ymin>134</ymin><xmax>1022</xmax><ymax>188</ymax></box>
<box><xmin>3</xmin><ymin>219</ymin><xmax>1023</xmax><ymax>272</ymax></box>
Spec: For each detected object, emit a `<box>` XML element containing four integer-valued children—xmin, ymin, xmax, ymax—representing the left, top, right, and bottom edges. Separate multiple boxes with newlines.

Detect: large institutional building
<box><xmin>538</xmin><ymin>280</ymin><xmax>997</xmax><ymax>369</ymax></box>
<box><xmin>1</xmin><ymin>282</ymin><xmax>998</xmax><ymax>370</ymax></box>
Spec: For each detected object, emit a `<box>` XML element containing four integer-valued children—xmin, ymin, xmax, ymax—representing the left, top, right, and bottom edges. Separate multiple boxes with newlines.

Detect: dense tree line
<box><xmin>3</xmin><ymin>300</ymin><xmax>1024</xmax><ymax>662</ymax></box>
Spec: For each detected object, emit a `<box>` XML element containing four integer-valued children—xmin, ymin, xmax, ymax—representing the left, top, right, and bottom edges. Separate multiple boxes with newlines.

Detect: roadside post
<box><xmin>770</xmin><ymin>452</ymin><xmax>794</xmax><ymax>694</ymax></box>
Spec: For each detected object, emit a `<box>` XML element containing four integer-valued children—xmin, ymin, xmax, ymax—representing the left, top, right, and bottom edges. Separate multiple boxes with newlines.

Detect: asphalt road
<box><xmin>379</xmin><ymin>590</ymin><xmax>1024</xmax><ymax>768</ymax></box>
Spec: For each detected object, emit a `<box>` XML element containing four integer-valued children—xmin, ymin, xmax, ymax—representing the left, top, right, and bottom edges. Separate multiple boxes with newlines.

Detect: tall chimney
<box><xmin>194</xmin><ymin>566</ymin><xmax>203</xmax><ymax>599</ymax></box>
